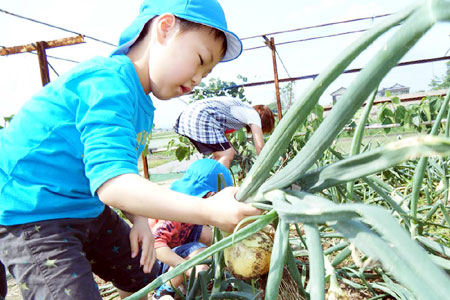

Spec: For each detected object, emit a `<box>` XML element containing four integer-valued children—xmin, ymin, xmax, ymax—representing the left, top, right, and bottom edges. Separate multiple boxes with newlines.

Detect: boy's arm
<box><xmin>156</xmin><ymin>246</ymin><xmax>208</xmax><ymax>278</ymax></box>
<box><xmin>97</xmin><ymin>174</ymin><xmax>260</xmax><ymax>233</ymax></box>
<box><xmin>249</xmin><ymin>124</ymin><xmax>265</xmax><ymax>155</ymax></box>
<box><xmin>155</xmin><ymin>246</ymin><xmax>186</xmax><ymax>267</ymax></box>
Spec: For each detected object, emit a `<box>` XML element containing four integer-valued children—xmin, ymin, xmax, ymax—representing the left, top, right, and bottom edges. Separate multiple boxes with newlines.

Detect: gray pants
<box><xmin>0</xmin><ymin>206</ymin><xmax>159</xmax><ymax>300</ymax></box>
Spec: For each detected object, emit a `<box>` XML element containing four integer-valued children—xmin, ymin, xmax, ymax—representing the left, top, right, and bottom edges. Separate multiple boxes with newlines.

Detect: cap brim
<box><xmin>221</xmin><ymin>30</ymin><xmax>242</xmax><ymax>62</ymax></box>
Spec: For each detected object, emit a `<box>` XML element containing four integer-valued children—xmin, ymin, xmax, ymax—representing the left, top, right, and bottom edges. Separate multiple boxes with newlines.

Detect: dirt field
<box><xmin>5</xmin><ymin>274</ymin><xmax>126</xmax><ymax>300</ymax></box>
<box><xmin>5</xmin><ymin>272</ymin><xmax>21</xmax><ymax>300</ymax></box>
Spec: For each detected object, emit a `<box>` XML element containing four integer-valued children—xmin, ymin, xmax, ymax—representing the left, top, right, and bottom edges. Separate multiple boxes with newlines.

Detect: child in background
<box><xmin>174</xmin><ymin>97</ymin><xmax>275</xmax><ymax>168</ymax></box>
<box><xmin>0</xmin><ymin>0</ymin><xmax>261</xmax><ymax>299</ymax></box>
<box><xmin>150</xmin><ymin>158</ymin><xmax>233</xmax><ymax>299</ymax></box>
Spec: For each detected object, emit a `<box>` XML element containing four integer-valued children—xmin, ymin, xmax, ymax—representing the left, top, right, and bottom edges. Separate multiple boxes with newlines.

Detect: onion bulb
<box><xmin>224</xmin><ymin>229</ymin><xmax>273</xmax><ymax>279</ymax></box>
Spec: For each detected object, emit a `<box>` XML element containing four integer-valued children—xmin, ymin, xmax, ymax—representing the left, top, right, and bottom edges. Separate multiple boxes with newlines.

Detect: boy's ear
<box><xmin>155</xmin><ymin>13</ymin><xmax>177</xmax><ymax>43</ymax></box>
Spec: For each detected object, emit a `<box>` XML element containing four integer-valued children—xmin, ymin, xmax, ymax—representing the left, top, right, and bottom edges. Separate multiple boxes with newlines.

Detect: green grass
<box><xmin>151</xmin><ymin>131</ymin><xmax>177</xmax><ymax>140</ymax></box>
<box><xmin>149</xmin><ymin>159</ymin><xmax>170</xmax><ymax>168</ymax></box>
<box><xmin>149</xmin><ymin>172</ymin><xmax>185</xmax><ymax>183</ymax></box>
<box><xmin>149</xmin><ymin>157</ymin><xmax>174</xmax><ymax>168</ymax></box>
<box><xmin>148</xmin><ymin>149</ymin><xmax>177</xmax><ymax>168</ymax></box>
<box><xmin>148</xmin><ymin>131</ymin><xmax>178</xmax><ymax>149</ymax></box>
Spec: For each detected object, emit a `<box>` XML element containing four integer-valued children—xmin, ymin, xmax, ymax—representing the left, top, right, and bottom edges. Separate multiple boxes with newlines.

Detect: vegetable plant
<box><xmin>126</xmin><ymin>1</ymin><xmax>450</xmax><ymax>299</ymax></box>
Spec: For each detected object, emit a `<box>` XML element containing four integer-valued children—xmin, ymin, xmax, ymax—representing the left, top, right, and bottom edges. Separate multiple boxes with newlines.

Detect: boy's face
<box><xmin>148</xmin><ymin>18</ymin><xmax>224</xmax><ymax>100</ymax></box>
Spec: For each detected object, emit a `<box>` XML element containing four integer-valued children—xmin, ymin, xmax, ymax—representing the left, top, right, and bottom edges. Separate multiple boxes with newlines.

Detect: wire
<box><xmin>241</xmin><ymin>13</ymin><xmax>390</xmax><ymax>40</ymax></box>
<box><xmin>1</xmin><ymin>8</ymin><xmax>391</xmax><ymax>51</ymax></box>
<box><xmin>45</xmin><ymin>54</ymin><xmax>79</xmax><ymax>64</ymax></box>
<box><xmin>225</xmin><ymin>55</ymin><xmax>450</xmax><ymax>90</ymax></box>
<box><xmin>47</xmin><ymin>61</ymin><xmax>60</xmax><ymax>76</ymax></box>
<box><xmin>0</xmin><ymin>9</ymin><xmax>116</xmax><ymax>47</ymax></box>
<box><xmin>1</xmin><ymin>8</ymin><xmax>394</xmax><ymax>55</ymax></box>
<box><xmin>245</xmin><ymin>28</ymin><xmax>368</xmax><ymax>51</ymax></box>
<box><xmin>1</xmin><ymin>8</ymin><xmax>446</xmax><ymax>89</ymax></box>
<box><xmin>275</xmin><ymin>50</ymin><xmax>291</xmax><ymax>78</ymax></box>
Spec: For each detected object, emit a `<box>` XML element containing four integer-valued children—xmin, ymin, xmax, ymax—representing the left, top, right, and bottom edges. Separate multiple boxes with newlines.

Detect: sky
<box><xmin>0</xmin><ymin>0</ymin><xmax>449</xmax><ymax>129</ymax></box>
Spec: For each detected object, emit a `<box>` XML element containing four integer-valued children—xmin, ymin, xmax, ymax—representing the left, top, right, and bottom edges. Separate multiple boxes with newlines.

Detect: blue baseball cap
<box><xmin>112</xmin><ymin>0</ymin><xmax>243</xmax><ymax>62</ymax></box>
<box><xmin>170</xmin><ymin>158</ymin><xmax>233</xmax><ymax>197</ymax></box>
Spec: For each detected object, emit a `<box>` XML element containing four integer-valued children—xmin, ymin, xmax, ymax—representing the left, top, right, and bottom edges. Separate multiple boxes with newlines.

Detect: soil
<box><xmin>4</xmin><ymin>263</ymin><xmax>394</xmax><ymax>300</ymax></box>
<box><xmin>4</xmin><ymin>273</ymin><xmax>124</xmax><ymax>300</ymax></box>
<box><xmin>5</xmin><ymin>273</ymin><xmax>21</xmax><ymax>300</ymax></box>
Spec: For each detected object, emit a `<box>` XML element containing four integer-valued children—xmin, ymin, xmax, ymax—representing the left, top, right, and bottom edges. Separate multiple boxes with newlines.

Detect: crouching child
<box><xmin>150</xmin><ymin>158</ymin><xmax>233</xmax><ymax>299</ymax></box>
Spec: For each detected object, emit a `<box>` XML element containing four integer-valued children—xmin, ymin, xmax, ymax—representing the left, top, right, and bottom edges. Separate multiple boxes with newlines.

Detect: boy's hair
<box><xmin>252</xmin><ymin>105</ymin><xmax>275</xmax><ymax>134</ymax></box>
<box><xmin>178</xmin><ymin>18</ymin><xmax>227</xmax><ymax>59</ymax></box>
<box><xmin>135</xmin><ymin>17</ymin><xmax>227</xmax><ymax>59</ymax></box>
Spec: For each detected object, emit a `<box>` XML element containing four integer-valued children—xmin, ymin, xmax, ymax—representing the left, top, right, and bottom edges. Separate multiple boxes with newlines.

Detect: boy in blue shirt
<box><xmin>0</xmin><ymin>0</ymin><xmax>260</xmax><ymax>299</ymax></box>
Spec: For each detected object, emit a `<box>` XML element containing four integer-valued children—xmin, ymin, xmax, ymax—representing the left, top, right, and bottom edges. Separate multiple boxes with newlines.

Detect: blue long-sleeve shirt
<box><xmin>0</xmin><ymin>54</ymin><xmax>155</xmax><ymax>225</ymax></box>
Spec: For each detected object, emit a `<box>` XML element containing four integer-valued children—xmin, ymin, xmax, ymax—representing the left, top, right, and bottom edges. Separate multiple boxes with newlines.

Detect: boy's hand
<box><xmin>129</xmin><ymin>216</ymin><xmax>156</xmax><ymax>273</ymax></box>
<box><xmin>207</xmin><ymin>187</ymin><xmax>262</xmax><ymax>233</ymax></box>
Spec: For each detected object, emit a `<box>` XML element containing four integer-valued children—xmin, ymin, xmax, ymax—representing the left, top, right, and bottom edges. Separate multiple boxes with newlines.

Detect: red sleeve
<box><xmin>151</xmin><ymin>220</ymin><xmax>196</xmax><ymax>249</ymax></box>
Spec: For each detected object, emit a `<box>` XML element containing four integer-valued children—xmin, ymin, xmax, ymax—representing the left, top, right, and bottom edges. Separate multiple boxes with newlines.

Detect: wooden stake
<box><xmin>263</xmin><ymin>35</ymin><xmax>282</xmax><ymax>121</ymax></box>
<box><xmin>36</xmin><ymin>42</ymin><xmax>50</xmax><ymax>86</ymax></box>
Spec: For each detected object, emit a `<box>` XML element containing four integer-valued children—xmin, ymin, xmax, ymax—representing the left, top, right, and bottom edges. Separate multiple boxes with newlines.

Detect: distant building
<box><xmin>377</xmin><ymin>83</ymin><xmax>410</xmax><ymax>97</ymax></box>
<box><xmin>329</xmin><ymin>83</ymin><xmax>411</xmax><ymax>106</ymax></box>
<box><xmin>330</xmin><ymin>87</ymin><xmax>346</xmax><ymax>105</ymax></box>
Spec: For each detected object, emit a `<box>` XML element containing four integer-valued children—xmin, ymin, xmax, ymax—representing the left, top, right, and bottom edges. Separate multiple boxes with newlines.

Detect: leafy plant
<box><xmin>125</xmin><ymin>1</ymin><xmax>450</xmax><ymax>299</ymax></box>
<box><xmin>192</xmin><ymin>76</ymin><xmax>247</xmax><ymax>100</ymax></box>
